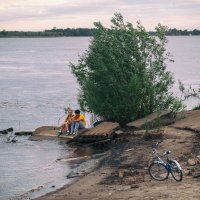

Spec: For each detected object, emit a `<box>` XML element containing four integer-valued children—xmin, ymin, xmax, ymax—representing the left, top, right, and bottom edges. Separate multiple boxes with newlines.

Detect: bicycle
<box><xmin>148</xmin><ymin>141</ymin><xmax>183</xmax><ymax>182</ymax></box>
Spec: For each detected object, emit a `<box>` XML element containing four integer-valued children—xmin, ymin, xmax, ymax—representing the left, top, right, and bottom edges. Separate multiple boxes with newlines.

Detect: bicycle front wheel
<box><xmin>148</xmin><ymin>162</ymin><xmax>169</xmax><ymax>181</ymax></box>
<box><xmin>170</xmin><ymin>160</ymin><xmax>183</xmax><ymax>182</ymax></box>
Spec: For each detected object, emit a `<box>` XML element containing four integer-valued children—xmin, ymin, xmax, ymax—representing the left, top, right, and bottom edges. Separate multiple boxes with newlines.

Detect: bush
<box><xmin>71</xmin><ymin>13</ymin><xmax>183</xmax><ymax>125</ymax></box>
<box><xmin>193</xmin><ymin>104</ymin><xmax>200</xmax><ymax>110</ymax></box>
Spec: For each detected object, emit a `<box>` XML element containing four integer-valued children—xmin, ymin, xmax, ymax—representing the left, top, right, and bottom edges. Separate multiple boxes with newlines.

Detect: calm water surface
<box><xmin>0</xmin><ymin>135</ymin><xmax>72</xmax><ymax>199</ymax></box>
<box><xmin>0</xmin><ymin>36</ymin><xmax>200</xmax><ymax>199</ymax></box>
<box><xmin>0</xmin><ymin>37</ymin><xmax>90</xmax><ymax>131</ymax></box>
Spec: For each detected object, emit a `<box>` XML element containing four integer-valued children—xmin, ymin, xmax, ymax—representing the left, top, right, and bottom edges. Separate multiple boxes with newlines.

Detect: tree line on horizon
<box><xmin>0</xmin><ymin>27</ymin><xmax>200</xmax><ymax>37</ymax></box>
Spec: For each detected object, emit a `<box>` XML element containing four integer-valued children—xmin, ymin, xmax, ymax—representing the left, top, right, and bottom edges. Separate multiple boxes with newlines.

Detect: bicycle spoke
<box><xmin>170</xmin><ymin>160</ymin><xmax>183</xmax><ymax>181</ymax></box>
<box><xmin>148</xmin><ymin>162</ymin><xmax>169</xmax><ymax>181</ymax></box>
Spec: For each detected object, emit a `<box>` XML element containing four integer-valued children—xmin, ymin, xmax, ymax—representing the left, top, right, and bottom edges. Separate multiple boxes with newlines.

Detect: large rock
<box><xmin>126</xmin><ymin>110</ymin><xmax>175</xmax><ymax>130</ymax></box>
<box><xmin>171</xmin><ymin>110</ymin><xmax>200</xmax><ymax>133</ymax></box>
<box><xmin>187</xmin><ymin>158</ymin><xmax>196</xmax><ymax>166</ymax></box>
<box><xmin>197</xmin><ymin>155</ymin><xmax>200</xmax><ymax>164</ymax></box>
<box><xmin>32</xmin><ymin>126</ymin><xmax>60</xmax><ymax>137</ymax></box>
<box><xmin>0</xmin><ymin>127</ymin><xmax>13</xmax><ymax>134</ymax></box>
<box><xmin>30</xmin><ymin>126</ymin><xmax>73</xmax><ymax>141</ymax></box>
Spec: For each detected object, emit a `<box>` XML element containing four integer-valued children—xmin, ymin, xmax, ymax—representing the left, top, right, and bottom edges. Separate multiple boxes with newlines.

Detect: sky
<box><xmin>0</xmin><ymin>0</ymin><xmax>200</xmax><ymax>31</ymax></box>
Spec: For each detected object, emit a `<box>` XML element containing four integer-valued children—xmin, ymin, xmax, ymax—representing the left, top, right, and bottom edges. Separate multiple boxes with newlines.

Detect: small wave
<box><xmin>0</xmin><ymin>100</ymin><xmax>28</xmax><ymax>109</ymax></box>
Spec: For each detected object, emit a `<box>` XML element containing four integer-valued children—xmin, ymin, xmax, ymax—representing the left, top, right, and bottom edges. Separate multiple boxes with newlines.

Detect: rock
<box><xmin>144</xmin><ymin>131</ymin><xmax>163</xmax><ymax>140</ymax></box>
<box><xmin>118</xmin><ymin>168</ymin><xmax>140</xmax><ymax>177</ymax></box>
<box><xmin>187</xmin><ymin>158</ymin><xmax>196</xmax><ymax>166</ymax></box>
<box><xmin>32</xmin><ymin>126</ymin><xmax>60</xmax><ymax>136</ymax></box>
<box><xmin>15</xmin><ymin>131</ymin><xmax>32</xmax><ymax>136</ymax></box>
<box><xmin>133</xmin><ymin>130</ymin><xmax>145</xmax><ymax>137</ymax></box>
<box><xmin>184</xmin><ymin>169</ymin><xmax>192</xmax><ymax>176</ymax></box>
<box><xmin>124</xmin><ymin>148</ymin><xmax>135</xmax><ymax>152</ymax></box>
<box><xmin>176</xmin><ymin>139</ymin><xmax>186</xmax><ymax>143</ymax></box>
<box><xmin>196</xmin><ymin>155</ymin><xmax>200</xmax><ymax>164</ymax></box>
<box><xmin>0</xmin><ymin>127</ymin><xmax>13</xmax><ymax>134</ymax></box>
<box><xmin>131</xmin><ymin>184</ymin><xmax>139</xmax><ymax>189</ymax></box>
<box><xmin>172</xmin><ymin>110</ymin><xmax>200</xmax><ymax>133</ymax></box>
<box><xmin>118</xmin><ymin>169</ymin><xmax>125</xmax><ymax>178</ymax></box>
<box><xmin>193</xmin><ymin>172</ymin><xmax>200</xmax><ymax>178</ymax></box>
<box><xmin>115</xmin><ymin>130</ymin><xmax>124</xmax><ymax>135</ymax></box>
<box><xmin>126</xmin><ymin>110</ymin><xmax>175</xmax><ymax>130</ymax></box>
<box><xmin>133</xmin><ymin>129</ymin><xmax>163</xmax><ymax>139</ymax></box>
<box><xmin>66</xmin><ymin>172</ymin><xmax>80</xmax><ymax>179</ymax></box>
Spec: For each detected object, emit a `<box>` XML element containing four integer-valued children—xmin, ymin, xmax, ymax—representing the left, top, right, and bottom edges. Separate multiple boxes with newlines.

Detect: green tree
<box><xmin>71</xmin><ymin>13</ymin><xmax>182</xmax><ymax>125</ymax></box>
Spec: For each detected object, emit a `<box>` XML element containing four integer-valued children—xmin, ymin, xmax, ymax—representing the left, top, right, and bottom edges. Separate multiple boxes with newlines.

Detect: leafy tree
<box><xmin>71</xmin><ymin>13</ymin><xmax>183</xmax><ymax>125</ymax></box>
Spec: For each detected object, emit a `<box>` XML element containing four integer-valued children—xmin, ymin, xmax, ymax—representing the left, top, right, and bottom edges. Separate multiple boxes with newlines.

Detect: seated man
<box><xmin>71</xmin><ymin>110</ymin><xmax>86</xmax><ymax>135</ymax></box>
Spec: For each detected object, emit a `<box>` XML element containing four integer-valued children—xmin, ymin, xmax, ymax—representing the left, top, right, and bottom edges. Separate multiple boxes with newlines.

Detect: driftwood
<box><xmin>0</xmin><ymin>127</ymin><xmax>13</xmax><ymax>134</ymax></box>
<box><xmin>6</xmin><ymin>135</ymin><xmax>17</xmax><ymax>143</ymax></box>
<box><xmin>15</xmin><ymin>131</ymin><xmax>32</xmax><ymax>136</ymax></box>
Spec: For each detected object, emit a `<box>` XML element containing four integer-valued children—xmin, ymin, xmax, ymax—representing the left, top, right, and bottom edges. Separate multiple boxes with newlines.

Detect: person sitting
<box><xmin>58</xmin><ymin>108</ymin><xmax>74</xmax><ymax>136</ymax></box>
<box><xmin>70</xmin><ymin>110</ymin><xmax>86</xmax><ymax>135</ymax></box>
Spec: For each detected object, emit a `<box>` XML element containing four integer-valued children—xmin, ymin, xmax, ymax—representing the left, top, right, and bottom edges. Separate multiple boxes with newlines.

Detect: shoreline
<box><xmin>34</xmin><ymin>110</ymin><xmax>200</xmax><ymax>200</ymax></box>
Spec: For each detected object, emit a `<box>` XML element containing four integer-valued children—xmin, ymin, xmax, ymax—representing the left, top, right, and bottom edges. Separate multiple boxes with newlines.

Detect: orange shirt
<box><xmin>72</xmin><ymin>114</ymin><xmax>86</xmax><ymax>126</ymax></box>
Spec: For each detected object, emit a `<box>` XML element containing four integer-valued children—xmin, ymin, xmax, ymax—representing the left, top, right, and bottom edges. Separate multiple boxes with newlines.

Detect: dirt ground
<box><xmin>36</xmin><ymin>125</ymin><xmax>200</xmax><ymax>200</ymax></box>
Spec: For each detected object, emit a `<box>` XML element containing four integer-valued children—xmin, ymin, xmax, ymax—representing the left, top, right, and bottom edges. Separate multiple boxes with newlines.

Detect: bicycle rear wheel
<box><xmin>170</xmin><ymin>160</ymin><xmax>183</xmax><ymax>181</ymax></box>
<box><xmin>148</xmin><ymin>162</ymin><xmax>169</xmax><ymax>181</ymax></box>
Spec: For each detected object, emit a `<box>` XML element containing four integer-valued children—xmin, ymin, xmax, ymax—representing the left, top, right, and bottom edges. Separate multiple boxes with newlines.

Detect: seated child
<box><xmin>58</xmin><ymin>108</ymin><xmax>74</xmax><ymax>136</ymax></box>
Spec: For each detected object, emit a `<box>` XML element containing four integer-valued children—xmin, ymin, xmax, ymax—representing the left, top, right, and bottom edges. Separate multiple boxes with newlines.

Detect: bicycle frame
<box><xmin>153</xmin><ymin>158</ymin><xmax>172</xmax><ymax>173</ymax></box>
<box><xmin>149</xmin><ymin>142</ymin><xmax>183</xmax><ymax>181</ymax></box>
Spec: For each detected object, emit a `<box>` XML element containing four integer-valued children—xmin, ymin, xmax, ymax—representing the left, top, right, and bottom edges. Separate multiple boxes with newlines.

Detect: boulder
<box><xmin>33</xmin><ymin>126</ymin><xmax>60</xmax><ymax>136</ymax></box>
<box><xmin>187</xmin><ymin>158</ymin><xmax>196</xmax><ymax>166</ymax></box>
<box><xmin>171</xmin><ymin>110</ymin><xmax>200</xmax><ymax>133</ymax></box>
<box><xmin>15</xmin><ymin>131</ymin><xmax>32</xmax><ymax>136</ymax></box>
<box><xmin>0</xmin><ymin>127</ymin><xmax>13</xmax><ymax>134</ymax></box>
<box><xmin>196</xmin><ymin>155</ymin><xmax>200</xmax><ymax>164</ymax></box>
<box><xmin>126</xmin><ymin>110</ymin><xmax>175</xmax><ymax>130</ymax></box>
<box><xmin>193</xmin><ymin>172</ymin><xmax>200</xmax><ymax>178</ymax></box>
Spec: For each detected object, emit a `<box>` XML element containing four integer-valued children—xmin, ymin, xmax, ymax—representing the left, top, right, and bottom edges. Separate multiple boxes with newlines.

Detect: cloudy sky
<box><xmin>0</xmin><ymin>0</ymin><xmax>199</xmax><ymax>31</ymax></box>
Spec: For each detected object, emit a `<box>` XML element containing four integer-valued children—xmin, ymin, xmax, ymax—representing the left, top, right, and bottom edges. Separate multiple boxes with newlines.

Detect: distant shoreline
<box><xmin>1</xmin><ymin>28</ymin><xmax>200</xmax><ymax>38</ymax></box>
<box><xmin>1</xmin><ymin>35</ymin><xmax>200</xmax><ymax>38</ymax></box>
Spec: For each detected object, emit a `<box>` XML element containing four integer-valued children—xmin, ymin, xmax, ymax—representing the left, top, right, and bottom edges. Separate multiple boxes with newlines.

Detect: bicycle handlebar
<box><xmin>152</xmin><ymin>142</ymin><xmax>171</xmax><ymax>157</ymax></box>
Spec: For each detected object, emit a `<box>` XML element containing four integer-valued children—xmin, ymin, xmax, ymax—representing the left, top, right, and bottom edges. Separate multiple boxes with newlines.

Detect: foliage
<box><xmin>0</xmin><ymin>28</ymin><xmax>96</xmax><ymax>37</ymax></box>
<box><xmin>193</xmin><ymin>104</ymin><xmax>200</xmax><ymax>110</ymax></box>
<box><xmin>178</xmin><ymin>81</ymin><xmax>200</xmax><ymax>100</ymax></box>
<box><xmin>178</xmin><ymin>81</ymin><xmax>200</xmax><ymax>111</ymax></box>
<box><xmin>71</xmin><ymin>13</ymin><xmax>184</xmax><ymax>125</ymax></box>
<box><xmin>1</xmin><ymin>27</ymin><xmax>200</xmax><ymax>38</ymax></box>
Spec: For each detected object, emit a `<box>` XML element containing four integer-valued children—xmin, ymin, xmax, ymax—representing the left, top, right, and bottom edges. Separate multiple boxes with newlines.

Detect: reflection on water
<box><xmin>0</xmin><ymin>135</ymin><xmax>71</xmax><ymax>200</ymax></box>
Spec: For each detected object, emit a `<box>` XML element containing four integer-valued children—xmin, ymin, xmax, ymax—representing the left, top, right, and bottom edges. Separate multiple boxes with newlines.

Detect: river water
<box><xmin>0</xmin><ymin>36</ymin><xmax>200</xmax><ymax>199</ymax></box>
<box><xmin>0</xmin><ymin>136</ymin><xmax>72</xmax><ymax>199</ymax></box>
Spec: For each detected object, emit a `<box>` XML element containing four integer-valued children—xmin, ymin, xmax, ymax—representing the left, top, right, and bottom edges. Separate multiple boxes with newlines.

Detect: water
<box><xmin>0</xmin><ymin>36</ymin><xmax>200</xmax><ymax>199</ymax></box>
<box><xmin>167</xmin><ymin>36</ymin><xmax>200</xmax><ymax>108</ymax></box>
<box><xmin>0</xmin><ymin>135</ymin><xmax>72</xmax><ymax>199</ymax></box>
<box><xmin>0</xmin><ymin>37</ymin><xmax>90</xmax><ymax>131</ymax></box>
